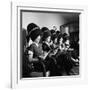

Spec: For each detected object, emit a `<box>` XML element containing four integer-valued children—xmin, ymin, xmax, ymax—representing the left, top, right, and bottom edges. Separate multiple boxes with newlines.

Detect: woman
<box><xmin>56</xmin><ymin>34</ymin><xmax>76</xmax><ymax>75</ymax></box>
<box><xmin>24</xmin><ymin>26</ymin><xmax>48</xmax><ymax>77</ymax></box>
<box><xmin>26</xmin><ymin>23</ymin><xmax>40</xmax><ymax>48</ymax></box>
<box><xmin>23</xmin><ymin>23</ymin><xmax>40</xmax><ymax>77</ymax></box>
<box><xmin>42</xmin><ymin>30</ymin><xmax>58</xmax><ymax>76</ymax></box>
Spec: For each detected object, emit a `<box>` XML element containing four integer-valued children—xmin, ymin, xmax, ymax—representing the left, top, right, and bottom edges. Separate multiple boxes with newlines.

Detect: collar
<box><xmin>33</xmin><ymin>42</ymin><xmax>39</xmax><ymax>47</ymax></box>
<box><xmin>44</xmin><ymin>41</ymin><xmax>50</xmax><ymax>46</ymax></box>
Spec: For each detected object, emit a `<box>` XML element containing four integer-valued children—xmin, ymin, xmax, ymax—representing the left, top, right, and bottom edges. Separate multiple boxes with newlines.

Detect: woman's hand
<box><xmin>28</xmin><ymin>50</ymin><xmax>33</xmax><ymax>62</ymax></box>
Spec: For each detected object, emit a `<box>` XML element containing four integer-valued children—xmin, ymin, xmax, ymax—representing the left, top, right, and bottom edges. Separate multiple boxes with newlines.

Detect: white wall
<box><xmin>22</xmin><ymin>12</ymin><xmax>68</xmax><ymax>30</ymax></box>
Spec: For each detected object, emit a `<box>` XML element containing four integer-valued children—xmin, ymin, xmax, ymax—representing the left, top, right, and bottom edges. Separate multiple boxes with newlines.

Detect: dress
<box><xmin>23</xmin><ymin>42</ymin><xmax>46</xmax><ymax>77</ymax></box>
<box><xmin>42</xmin><ymin>42</ymin><xmax>57</xmax><ymax>76</ymax></box>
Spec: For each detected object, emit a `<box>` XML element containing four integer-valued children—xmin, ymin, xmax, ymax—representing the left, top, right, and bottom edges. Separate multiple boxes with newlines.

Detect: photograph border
<box><xmin>11</xmin><ymin>2</ymin><xmax>87</xmax><ymax>88</ymax></box>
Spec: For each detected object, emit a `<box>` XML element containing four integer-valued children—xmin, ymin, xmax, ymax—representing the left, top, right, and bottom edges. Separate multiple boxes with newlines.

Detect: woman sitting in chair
<box><xmin>26</xmin><ymin>27</ymin><xmax>47</xmax><ymax>77</ymax></box>
<box><xmin>42</xmin><ymin>30</ymin><xmax>58</xmax><ymax>76</ymax></box>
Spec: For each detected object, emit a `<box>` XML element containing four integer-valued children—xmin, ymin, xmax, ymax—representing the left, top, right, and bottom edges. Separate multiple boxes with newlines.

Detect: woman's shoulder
<box><xmin>26</xmin><ymin>43</ymin><xmax>37</xmax><ymax>52</ymax></box>
<box><xmin>30</xmin><ymin>43</ymin><xmax>37</xmax><ymax>47</ymax></box>
<box><xmin>42</xmin><ymin>42</ymin><xmax>51</xmax><ymax>52</ymax></box>
<box><xmin>42</xmin><ymin>42</ymin><xmax>48</xmax><ymax>48</ymax></box>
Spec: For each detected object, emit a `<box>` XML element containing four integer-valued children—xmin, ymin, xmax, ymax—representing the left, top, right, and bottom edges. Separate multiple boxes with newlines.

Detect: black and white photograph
<box><xmin>21</xmin><ymin>9</ymin><xmax>80</xmax><ymax>78</ymax></box>
<box><xmin>0</xmin><ymin>0</ymin><xmax>89</xmax><ymax>89</ymax></box>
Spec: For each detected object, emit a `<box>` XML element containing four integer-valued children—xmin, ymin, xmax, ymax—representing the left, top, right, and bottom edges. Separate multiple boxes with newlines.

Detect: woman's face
<box><xmin>35</xmin><ymin>35</ymin><xmax>41</xmax><ymax>44</ymax></box>
<box><xmin>59</xmin><ymin>37</ymin><xmax>63</xmax><ymax>44</ymax></box>
<box><xmin>28</xmin><ymin>38</ymin><xmax>33</xmax><ymax>46</ymax></box>
<box><xmin>65</xmin><ymin>40</ymin><xmax>70</xmax><ymax>49</ymax></box>
<box><xmin>46</xmin><ymin>36</ymin><xmax>51</xmax><ymax>43</ymax></box>
<box><xmin>54</xmin><ymin>38</ymin><xmax>57</xmax><ymax>44</ymax></box>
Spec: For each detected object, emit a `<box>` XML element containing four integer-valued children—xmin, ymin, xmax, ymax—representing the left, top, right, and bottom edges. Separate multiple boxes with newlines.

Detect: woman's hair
<box><xmin>63</xmin><ymin>33</ymin><xmax>69</xmax><ymax>43</ymax></box>
<box><xmin>41</xmin><ymin>27</ymin><xmax>49</xmax><ymax>32</ymax></box>
<box><xmin>30</xmin><ymin>29</ymin><xmax>41</xmax><ymax>42</ymax></box>
<box><xmin>57</xmin><ymin>34</ymin><xmax>63</xmax><ymax>44</ymax></box>
<box><xmin>51</xmin><ymin>34</ymin><xmax>58</xmax><ymax>42</ymax></box>
<box><xmin>42</xmin><ymin>30</ymin><xmax>51</xmax><ymax>41</ymax></box>
<box><xmin>26</xmin><ymin>23</ymin><xmax>40</xmax><ymax>43</ymax></box>
<box><xmin>27</xmin><ymin>23</ymin><xmax>39</xmax><ymax>35</ymax></box>
<box><xmin>56</xmin><ymin>31</ymin><xmax>60</xmax><ymax>36</ymax></box>
<box><xmin>50</xmin><ymin>29</ymin><xmax>56</xmax><ymax>35</ymax></box>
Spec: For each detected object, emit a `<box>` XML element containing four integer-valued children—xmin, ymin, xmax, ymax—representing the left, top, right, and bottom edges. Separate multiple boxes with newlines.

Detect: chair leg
<box><xmin>40</xmin><ymin>61</ymin><xmax>46</xmax><ymax>77</ymax></box>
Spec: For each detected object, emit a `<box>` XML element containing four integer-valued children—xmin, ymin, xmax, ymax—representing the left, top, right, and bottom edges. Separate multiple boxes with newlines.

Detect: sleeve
<box><xmin>27</xmin><ymin>45</ymin><xmax>34</xmax><ymax>61</ymax></box>
<box><xmin>42</xmin><ymin>43</ymin><xmax>50</xmax><ymax>52</ymax></box>
<box><xmin>28</xmin><ymin>44</ymin><xmax>34</xmax><ymax>52</ymax></box>
<box><xmin>26</xmin><ymin>44</ymin><xmax>35</xmax><ymax>56</ymax></box>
